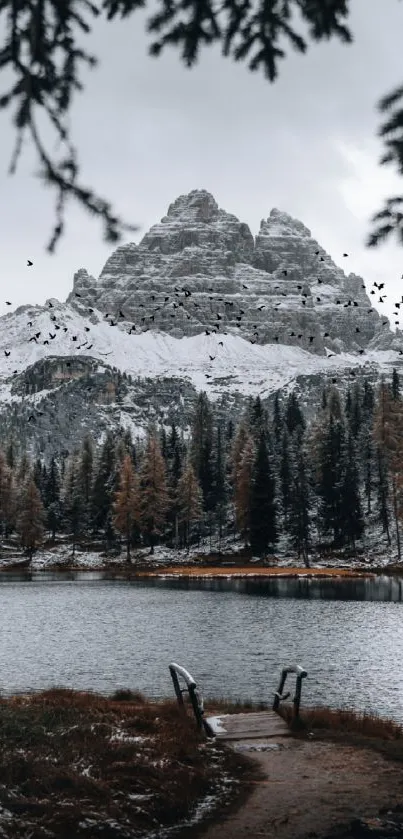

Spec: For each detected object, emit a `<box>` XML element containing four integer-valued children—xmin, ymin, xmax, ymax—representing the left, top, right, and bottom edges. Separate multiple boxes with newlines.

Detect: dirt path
<box><xmin>189</xmin><ymin>736</ymin><xmax>403</xmax><ymax>839</ymax></box>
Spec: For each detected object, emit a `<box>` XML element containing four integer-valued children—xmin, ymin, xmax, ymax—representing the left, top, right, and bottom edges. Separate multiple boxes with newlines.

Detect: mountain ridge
<box><xmin>0</xmin><ymin>189</ymin><xmax>402</xmax><ymax>460</ymax></box>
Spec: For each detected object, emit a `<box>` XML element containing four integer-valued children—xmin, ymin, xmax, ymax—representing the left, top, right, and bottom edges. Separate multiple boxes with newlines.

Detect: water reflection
<box><xmin>138</xmin><ymin>574</ymin><xmax>403</xmax><ymax>602</ymax></box>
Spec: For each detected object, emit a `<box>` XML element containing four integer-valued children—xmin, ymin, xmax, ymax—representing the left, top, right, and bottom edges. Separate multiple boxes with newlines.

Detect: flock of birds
<box><xmin>2</xmin><ymin>254</ymin><xmax>403</xmax><ymax>395</ymax></box>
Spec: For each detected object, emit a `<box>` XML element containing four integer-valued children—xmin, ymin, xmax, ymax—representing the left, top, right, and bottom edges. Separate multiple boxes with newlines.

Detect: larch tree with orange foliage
<box><xmin>176</xmin><ymin>460</ymin><xmax>203</xmax><ymax>551</ymax></box>
<box><xmin>139</xmin><ymin>433</ymin><xmax>170</xmax><ymax>555</ymax></box>
<box><xmin>112</xmin><ymin>454</ymin><xmax>141</xmax><ymax>563</ymax></box>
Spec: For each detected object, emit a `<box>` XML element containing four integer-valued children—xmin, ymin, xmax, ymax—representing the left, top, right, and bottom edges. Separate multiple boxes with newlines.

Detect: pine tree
<box><xmin>349</xmin><ymin>382</ymin><xmax>362</xmax><ymax>438</ymax></box>
<box><xmin>226</xmin><ymin>419</ymin><xmax>234</xmax><ymax>443</ymax></box>
<box><xmin>373</xmin><ymin>380</ymin><xmax>393</xmax><ymax>546</ymax></box>
<box><xmin>0</xmin><ymin>451</ymin><xmax>17</xmax><ymax>538</ymax></box>
<box><xmin>160</xmin><ymin>426</ymin><xmax>168</xmax><ymax>461</ymax></box>
<box><xmin>16</xmin><ymin>478</ymin><xmax>45</xmax><ymax>559</ymax></box>
<box><xmin>62</xmin><ymin>453</ymin><xmax>85</xmax><ymax>557</ymax></box>
<box><xmin>230</xmin><ymin>420</ymin><xmax>250</xmax><ymax>481</ymax></box>
<box><xmin>45</xmin><ymin>456</ymin><xmax>62</xmax><ymax>540</ymax></box>
<box><xmin>176</xmin><ymin>460</ymin><xmax>203</xmax><ymax>550</ymax></box>
<box><xmin>139</xmin><ymin>433</ymin><xmax>170</xmax><ymax>554</ymax></box>
<box><xmin>340</xmin><ymin>432</ymin><xmax>364</xmax><ymax>550</ymax></box>
<box><xmin>211</xmin><ymin>424</ymin><xmax>227</xmax><ymax>548</ymax></box>
<box><xmin>288</xmin><ymin>426</ymin><xmax>311</xmax><ymax>566</ymax></box>
<box><xmin>76</xmin><ymin>435</ymin><xmax>94</xmax><ymax>539</ymax></box>
<box><xmin>316</xmin><ymin>414</ymin><xmax>346</xmax><ymax>546</ymax></box>
<box><xmin>285</xmin><ymin>391</ymin><xmax>306</xmax><ymax>436</ymax></box>
<box><xmin>165</xmin><ymin>424</ymin><xmax>184</xmax><ymax>548</ymax></box>
<box><xmin>392</xmin><ymin>368</ymin><xmax>401</xmax><ymax>400</ymax></box>
<box><xmin>272</xmin><ymin>392</ymin><xmax>283</xmax><ymax>448</ymax></box>
<box><xmin>363</xmin><ymin>379</ymin><xmax>375</xmax><ymax>416</ymax></box>
<box><xmin>248</xmin><ymin>395</ymin><xmax>268</xmax><ymax>443</ymax></box>
<box><xmin>91</xmin><ymin>431</ymin><xmax>116</xmax><ymax>535</ymax></box>
<box><xmin>112</xmin><ymin>454</ymin><xmax>140</xmax><ymax>562</ymax></box>
<box><xmin>6</xmin><ymin>439</ymin><xmax>16</xmax><ymax>470</ymax></box>
<box><xmin>279</xmin><ymin>428</ymin><xmax>292</xmax><ymax>528</ymax></box>
<box><xmin>190</xmin><ymin>392</ymin><xmax>215</xmax><ymax>511</ymax></box>
<box><xmin>249</xmin><ymin>432</ymin><xmax>277</xmax><ymax>556</ymax></box>
<box><xmin>234</xmin><ymin>433</ymin><xmax>256</xmax><ymax>547</ymax></box>
<box><xmin>373</xmin><ymin>381</ymin><xmax>403</xmax><ymax>558</ymax></box>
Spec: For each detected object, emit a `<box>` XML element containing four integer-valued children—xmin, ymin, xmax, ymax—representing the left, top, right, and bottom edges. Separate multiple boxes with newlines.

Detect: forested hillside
<box><xmin>1</xmin><ymin>371</ymin><xmax>403</xmax><ymax>566</ymax></box>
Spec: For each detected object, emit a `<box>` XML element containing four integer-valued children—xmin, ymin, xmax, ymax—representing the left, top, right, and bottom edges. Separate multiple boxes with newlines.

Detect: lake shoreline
<box><xmin>0</xmin><ymin>562</ymin><xmax>380</xmax><ymax>578</ymax></box>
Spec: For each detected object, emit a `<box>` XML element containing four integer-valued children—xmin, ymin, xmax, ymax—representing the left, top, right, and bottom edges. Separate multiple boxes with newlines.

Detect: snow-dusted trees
<box><xmin>233</xmin><ymin>433</ymin><xmax>256</xmax><ymax>547</ymax></box>
<box><xmin>91</xmin><ymin>431</ymin><xmax>117</xmax><ymax>539</ymax></box>
<box><xmin>249</xmin><ymin>432</ymin><xmax>277</xmax><ymax>556</ymax></box>
<box><xmin>45</xmin><ymin>456</ymin><xmax>62</xmax><ymax>540</ymax></box>
<box><xmin>176</xmin><ymin>460</ymin><xmax>203</xmax><ymax>550</ymax></box>
<box><xmin>285</xmin><ymin>391</ymin><xmax>306</xmax><ymax>436</ymax></box>
<box><xmin>373</xmin><ymin>380</ymin><xmax>403</xmax><ymax>560</ymax></box>
<box><xmin>190</xmin><ymin>392</ymin><xmax>215</xmax><ymax>511</ymax></box>
<box><xmin>139</xmin><ymin>433</ymin><xmax>169</xmax><ymax>554</ymax></box>
<box><xmin>287</xmin><ymin>426</ymin><xmax>311</xmax><ymax>566</ymax></box>
<box><xmin>16</xmin><ymin>477</ymin><xmax>45</xmax><ymax>558</ymax></box>
<box><xmin>62</xmin><ymin>452</ymin><xmax>84</xmax><ymax>557</ymax></box>
<box><xmin>0</xmin><ymin>449</ymin><xmax>17</xmax><ymax>537</ymax></box>
<box><xmin>112</xmin><ymin>454</ymin><xmax>140</xmax><ymax>562</ymax></box>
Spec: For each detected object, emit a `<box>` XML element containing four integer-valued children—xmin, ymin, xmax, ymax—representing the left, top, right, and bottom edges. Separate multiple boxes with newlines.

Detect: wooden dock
<box><xmin>204</xmin><ymin>710</ymin><xmax>291</xmax><ymax>741</ymax></box>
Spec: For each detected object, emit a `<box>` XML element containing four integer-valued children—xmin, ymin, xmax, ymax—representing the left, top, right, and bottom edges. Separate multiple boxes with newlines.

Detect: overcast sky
<box><xmin>0</xmin><ymin>0</ymin><xmax>403</xmax><ymax>326</ymax></box>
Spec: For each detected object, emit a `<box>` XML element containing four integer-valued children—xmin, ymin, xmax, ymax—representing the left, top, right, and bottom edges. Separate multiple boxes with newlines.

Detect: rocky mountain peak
<box><xmin>67</xmin><ymin>189</ymin><xmax>400</xmax><ymax>356</ymax></box>
<box><xmin>164</xmin><ymin>189</ymin><xmax>220</xmax><ymax>223</ymax></box>
<box><xmin>260</xmin><ymin>208</ymin><xmax>313</xmax><ymax>239</ymax></box>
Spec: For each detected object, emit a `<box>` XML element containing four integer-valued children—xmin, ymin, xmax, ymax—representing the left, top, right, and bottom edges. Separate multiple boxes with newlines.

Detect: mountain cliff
<box><xmin>67</xmin><ymin>189</ymin><xmax>401</xmax><ymax>355</ymax></box>
<box><xmin>0</xmin><ymin>189</ymin><xmax>402</xmax><ymax>460</ymax></box>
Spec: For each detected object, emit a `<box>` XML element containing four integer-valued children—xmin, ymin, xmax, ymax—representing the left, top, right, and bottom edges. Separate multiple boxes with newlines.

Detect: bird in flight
<box><xmin>27</xmin><ymin>260</ymin><xmax>33</xmax><ymax>267</ymax></box>
<box><xmin>5</xmin><ymin>301</ymin><xmax>11</xmax><ymax>306</ymax></box>
<box><xmin>4</xmin><ymin>350</ymin><xmax>10</xmax><ymax>356</ymax></box>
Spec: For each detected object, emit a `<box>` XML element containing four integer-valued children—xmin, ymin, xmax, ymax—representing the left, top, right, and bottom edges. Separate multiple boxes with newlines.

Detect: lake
<box><xmin>0</xmin><ymin>572</ymin><xmax>403</xmax><ymax>723</ymax></box>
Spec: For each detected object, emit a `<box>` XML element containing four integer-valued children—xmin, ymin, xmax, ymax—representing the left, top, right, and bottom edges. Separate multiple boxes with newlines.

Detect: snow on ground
<box><xmin>0</xmin><ymin>528</ymin><xmax>399</xmax><ymax>572</ymax></box>
<box><xmin>0</xmin><ymin>301</ymin><xmax>400</xmax><ymax>404</ymax></box>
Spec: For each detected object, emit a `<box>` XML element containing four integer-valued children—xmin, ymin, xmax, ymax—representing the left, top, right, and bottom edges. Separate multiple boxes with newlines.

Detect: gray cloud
<box><xmin>1</xmin><ymin>0</ymin><xmax>403</xmax><ymax>325</ymax></box>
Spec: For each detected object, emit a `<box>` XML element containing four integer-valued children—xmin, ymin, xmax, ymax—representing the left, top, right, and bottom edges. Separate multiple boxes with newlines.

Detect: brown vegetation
<box><xmin>0</xmin><ymin>687</ymin><xmax>253</xmax><ymax>838</ymax></box>
<box><xmin>139</xmin><ymin>565</ymin><xmax>375</xmax><ymax>578</ymax></box>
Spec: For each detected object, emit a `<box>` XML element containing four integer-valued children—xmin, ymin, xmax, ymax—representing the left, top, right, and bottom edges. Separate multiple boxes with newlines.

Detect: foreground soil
<box><xmin>182</xmin><ymin>732</ymin><xmax>403</xmax><ymax>839</ymax></box>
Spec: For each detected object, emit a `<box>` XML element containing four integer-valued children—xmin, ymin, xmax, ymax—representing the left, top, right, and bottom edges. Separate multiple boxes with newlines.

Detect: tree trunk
<box><xmin>126</xmin><ymin>536</ymin><xmax>131</xmax><ymax>563</ymax></box>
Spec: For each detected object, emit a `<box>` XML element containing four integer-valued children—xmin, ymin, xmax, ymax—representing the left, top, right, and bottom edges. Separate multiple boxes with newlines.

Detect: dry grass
<box><xmin>138</xmin><ymin>566</ymin><xmax>374</xmax><ymax>578</ymax></box>
<box><xmin>0</xmin><ymin>687</ymin><xmax>253</xmax><ymax>838</ymax></box>
<box><xmin>278</xmin><ymin>703</ymin><xmax>403</xmax><ymax>764</ymax></box>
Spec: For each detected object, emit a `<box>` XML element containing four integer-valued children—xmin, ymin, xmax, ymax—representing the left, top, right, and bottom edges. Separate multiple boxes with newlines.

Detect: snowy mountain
<box><xmin>1</xmin><ymin>189</ymin><xmax>403</xmax><ymax>460</ymax></box>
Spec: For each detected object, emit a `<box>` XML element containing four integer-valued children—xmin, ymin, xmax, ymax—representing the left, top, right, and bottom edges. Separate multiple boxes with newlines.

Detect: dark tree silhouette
<box><xmin>2</xmin><ymin>1</ymin><xmax>402</xmax><ymax>250</ymax></box>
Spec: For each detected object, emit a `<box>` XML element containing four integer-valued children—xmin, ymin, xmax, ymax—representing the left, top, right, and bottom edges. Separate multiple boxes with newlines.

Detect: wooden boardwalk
<box><xmin>205</xmin><ymin>710</ymin><xmax>291</xmax><ymax>741</ymax></box>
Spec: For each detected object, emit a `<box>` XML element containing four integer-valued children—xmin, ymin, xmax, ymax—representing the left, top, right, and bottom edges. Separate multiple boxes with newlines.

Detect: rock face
<box><xmin>67</xmin><ymin>188</ymin><xmax>400</xmax><ymax>356</ymax></box>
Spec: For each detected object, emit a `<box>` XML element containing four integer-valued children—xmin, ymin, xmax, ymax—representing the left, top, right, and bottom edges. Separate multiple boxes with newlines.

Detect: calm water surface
<box><xmin>0</xmin><ymin>573</ymin><xmax>403</xmax><ymax>723</ymax></box>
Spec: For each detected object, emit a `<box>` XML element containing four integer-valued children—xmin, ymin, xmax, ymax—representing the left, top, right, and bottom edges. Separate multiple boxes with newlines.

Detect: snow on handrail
<box><xmin>273</xmin><ymin>664</ymin><xmax>307</xmax><ymax>720</ymax></box>
<box><xmin>169</xmin><ymin>662</ymin><xmax>212</xmax><ymax>738</ymax></box>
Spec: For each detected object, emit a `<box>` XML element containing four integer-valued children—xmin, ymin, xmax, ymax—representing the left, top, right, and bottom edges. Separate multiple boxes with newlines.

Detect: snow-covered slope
<box><xmin>1</xmin><ymin>189</ymin><xmax>403</xmax><ymax>459</ymax></box>
<box><xmin>0</xmin><ymin>298</ymin><xmax>401</xmax><ymax>405</ymax></box>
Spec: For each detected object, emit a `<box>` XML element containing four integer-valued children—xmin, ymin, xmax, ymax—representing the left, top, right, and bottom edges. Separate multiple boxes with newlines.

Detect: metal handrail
<box><xmin>273</xmin><ymin>664</ymin><xmax>307</xmax><ymax>720</ymax></box>
<box><xmin>169</xmin><ymin>662</ymin><xmax>213</xmax><ymax>737</ymax></box>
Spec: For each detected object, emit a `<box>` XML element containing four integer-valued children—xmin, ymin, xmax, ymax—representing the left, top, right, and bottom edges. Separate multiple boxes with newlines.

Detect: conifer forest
<box><xmin>1</xmin><ymin>372</ymin><xmax>403</xmax><ymax>565</ymax></box>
